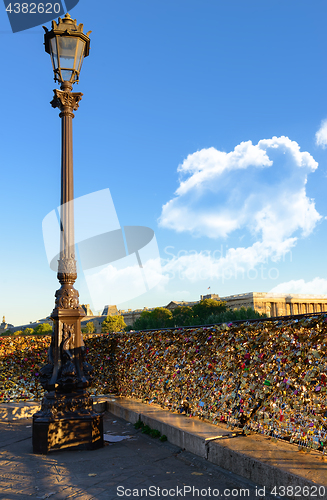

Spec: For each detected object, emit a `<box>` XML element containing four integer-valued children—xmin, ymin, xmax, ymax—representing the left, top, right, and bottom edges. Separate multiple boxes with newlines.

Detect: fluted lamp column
<box><xmin>32</xmin><ymin>14</ymin><xmax>103</xmax><ymax>454</ymax></box>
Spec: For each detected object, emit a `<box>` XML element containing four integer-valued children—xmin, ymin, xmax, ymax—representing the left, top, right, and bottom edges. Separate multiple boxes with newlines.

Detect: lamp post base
<box><xmin>32</xmin><ymin>391</ymin><xmax>103</xmax><ymax>454</ymax></box>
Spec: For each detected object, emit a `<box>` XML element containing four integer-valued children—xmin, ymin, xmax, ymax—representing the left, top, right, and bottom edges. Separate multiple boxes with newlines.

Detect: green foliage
<box><xmin>1</xmin><ymin>329</ymin><xmax>13</xmax><ymax>336</ymax></box>
<box><xmin>149</xmin><ymin>429</ymin><xmax>161</xmax><ymax>438</ymax></box>
<box><xmin>134</xmin><ymin>308</ymin><xmax>172</xmax><ymax>330</ymax></box>
<box><xmin>124</xmin><ymin>325</ymin><xmax>134</xmax><ymax>332</ymax></box>
<box><xmin>192</xmin><ymin>299</ymin><xmax>227</xmax><ymax>323</ymax></box>
<box><xmin>159</xmin><ymin>435</ymin><xmax>168</xmax><ymax>442</ymax></box>
<box><xmin>82</xmin><ymin>321</ymin><xmax>95</xmax><ymax>334</ymax></box>
<box><xmin>172</xmin><ymin>306</ymin><xmax>194</xmax><ymax>327</ymax></box>
<box><xmin>134</xmin><ymin>420</ymin><xmax>162</xmax><ymax>439</ymax></box>
<box><xmin>34</xmin><ymin>323</ymin><xmax>53</xmax><ymax>335</ymax></box>
<box><xmin>85</xmin><ymin>321</ymin><xmax>95</xmax><ymax>333</ymax></box>
<box><xmin>134</xmin><ymin>419</ymin><xmax>144</xmax><ymax>430</ymax></box>
<box><xmin>23</xmin><ymin>327</ymin><xmax>34</xmax><ymax>335</ymax></box>
<box><xmin>150</xmin><ymin>308</ymin><xmax>173</xmax><ymax>326</ymax></box>
<box><xmin>132</xmin><ymin>299</ymin><xmax>266</xmax><ymax>330</ymax></box>
<box><xmin>101</xmin><ymin>315</ymin><xmax>126</xmax><ymax>333</ymax></box>
<box><xmin>206</xmin><ymin>306</ymin><xmax>266</xmax><ymax>325</ymax></box>
<box><xmin>133</xmin><ymin>311</ymin><xmax>152</xmax><ymax>330</ymax></box>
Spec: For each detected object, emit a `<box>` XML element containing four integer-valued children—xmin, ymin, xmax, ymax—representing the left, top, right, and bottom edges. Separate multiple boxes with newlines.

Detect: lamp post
<box><xmin>32</xmin><ymin>14</ymin><xmax>103</xmax><ymax>454</ymax></box>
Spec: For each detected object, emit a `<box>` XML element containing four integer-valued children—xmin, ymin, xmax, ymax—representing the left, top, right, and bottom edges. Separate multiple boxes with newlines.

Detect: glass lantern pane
<box><xmin>58</xmin><ymin>36</ymin><xmax>78</xmax><ymax>70</ymax></box>
<box><xmin>50</xmin><ymin>37</ymin><xmax>58</xmax><ymax>70</ymax></box>
<box><xmin>61</xmin><ymin>69</ymin><xmax>74</xmax><ymax>82</ymax></box>
<box><xmin>75</xmin><ymin>39</ymin><xmax>86</xmax><ymax>74</ymax></box>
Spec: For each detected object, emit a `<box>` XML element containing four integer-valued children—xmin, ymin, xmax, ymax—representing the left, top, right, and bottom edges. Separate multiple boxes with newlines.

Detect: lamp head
<box><xmin>43</xmin><ymin>13</ymin><xmax>91</xmax><ymax>85</ymax></box>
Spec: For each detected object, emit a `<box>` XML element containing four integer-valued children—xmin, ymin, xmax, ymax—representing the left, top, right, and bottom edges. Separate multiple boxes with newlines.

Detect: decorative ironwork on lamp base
<box><xmin>32</xmin><ymin>265</ymin><xmax>104</xmax><ymax>454</ymax></box>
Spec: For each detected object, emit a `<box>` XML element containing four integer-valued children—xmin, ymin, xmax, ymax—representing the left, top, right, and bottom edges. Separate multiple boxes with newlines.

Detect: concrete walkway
<box><xmin>0</xmin><ymin>396</ymin><xmax>326</xmax><ymax>500</ymax></box>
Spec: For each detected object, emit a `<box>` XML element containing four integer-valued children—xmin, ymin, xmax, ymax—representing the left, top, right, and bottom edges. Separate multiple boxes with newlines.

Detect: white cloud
<box><xmin>84</xmin><ymin>256</ymin><xmax>168</xmax><ymax>309</ymax></box>
<box><xmin>159</xmin><ymin>136</ymin><xmax>318</xmax><ymax>239</ymax></box>
<box><xmin>270</xmin><ymin>278</ymin><xmax>327</xmax><ymax>295</ymax></box>
<box><xmin>161</xmin><ymin>242</ymin><xmax>293</xmax><ymax>285</ymax></box>
<box><xmin>159</xmin><ymin>136</ymin><xmax>321</xmax><ymax>279</ymax></box>
<box><xmin>315</xmin><ymin>119</ymin><xmax>327</xmax><ymax>149</ymax></box>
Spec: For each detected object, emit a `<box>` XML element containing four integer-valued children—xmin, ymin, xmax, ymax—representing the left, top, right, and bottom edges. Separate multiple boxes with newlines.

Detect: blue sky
<box><xmin>1</xmin><ymin>0</ymin><xmax>327</xmax><ymax>326</ymax></box>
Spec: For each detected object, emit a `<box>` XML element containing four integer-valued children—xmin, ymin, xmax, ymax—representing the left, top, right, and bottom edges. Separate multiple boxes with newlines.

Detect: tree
<box><xmin>206</xmin><ymin>306</ymin><xmax>266</xmax><ymax>325</ymax></box>
<box><xmin>133</xmin><ymin>311</ymin><xmax>152</xmax><ymax>330</ymax></box>
<box><xmin>133</xmin><ymin>308</ymin><xmax>173</xmax><ymax>330</ymax></box>
<box><xmin>34</xmin><ymin>323</ymin><xmax>53</xmax><ymax>335</ymax></box>
<box><xmin>3</xmin><ymin>329</ymin><xmax>13</xmax><ymax>335</ymax></box>
<box><xmin>172</xmin><ymin>306</ymin><xmax>194</xmax><ymax>327</ymax></box>
<box><xmin>86</xmin><ymin>321</ymin><xmax>95</xmax><ymax>334</ymax></box>
<box><xmin>192</xmin><ymin>299</ymin><xmax>227</xmax><ymax>323</ymax></box>
<box><xmin>101</xmin><ymin>315</ymin><xmax>126</xmax><ymax>333</ymax></box>
<box><xmin>150</xmin><ymin>308</ymin><xmax>173</xmax><ymax>328</ymax></box>
<box><xmin>23</xmin><ymin>327</ymin><xmax>34</xmax><ymax>335</ymax></box>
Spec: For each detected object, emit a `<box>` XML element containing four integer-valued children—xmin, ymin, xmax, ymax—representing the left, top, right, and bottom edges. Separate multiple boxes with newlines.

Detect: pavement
<box><xmin>0</xmin><ymin>396</ymin><xmax>326</xmax><ymax>500</ymax></box>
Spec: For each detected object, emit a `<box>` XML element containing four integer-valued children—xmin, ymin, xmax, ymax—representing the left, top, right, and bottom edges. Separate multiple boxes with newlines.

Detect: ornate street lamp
<box><xmin>32</xmin><ymin>14</ymin><xmax>103</xmax><ymax>454</ymax></box>
<box><xmin>44</xmin><ymin>13</ymin><xmax>91</xmax><ymax>85</ymax></box>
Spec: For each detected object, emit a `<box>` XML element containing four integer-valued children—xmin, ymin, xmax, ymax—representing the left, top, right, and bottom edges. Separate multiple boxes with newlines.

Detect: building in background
<box><xmin>165</xmin><ymin>300</ymin><xmax>199</xmax><ymax>312</ymax></box>
<box><xmin>0</xmin><ymin>316</ymin><xmax>14</xmax><ymax>334</ymax></box>
<box><xmin>80</xmin><ymin>304</ymin><xmax>120</xmax><ymax>333</ymax></box>
<box><xmin>203</xmin><ymin>292</ymin><xmax>327</xmax><ymax>317</ymax></box>
<box><xmin>81</xmin><ymin>304</ymin><xmax>94</xmax><ymax>316</ymax></box>
<box><xmin>5</xmin><ymin>292</ymin><xmax>327</xmax><ymax>334</ymax></box>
